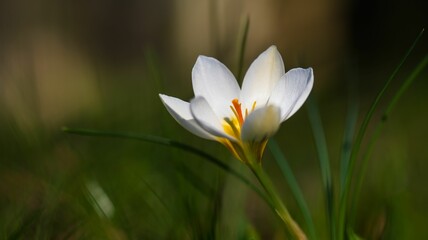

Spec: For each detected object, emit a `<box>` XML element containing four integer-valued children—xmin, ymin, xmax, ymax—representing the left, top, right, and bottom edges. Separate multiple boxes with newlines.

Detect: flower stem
<box><xmin>249</xmin><ymin>162</ymin><xmax>307</xmax><ymax>240</ymax></box>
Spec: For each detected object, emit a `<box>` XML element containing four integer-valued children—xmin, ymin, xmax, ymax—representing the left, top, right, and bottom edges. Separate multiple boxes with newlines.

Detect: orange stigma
<box><xmin>231</xmin><ymin>99</ymin><xmax>244</xmax><ymax>126</ymax></box>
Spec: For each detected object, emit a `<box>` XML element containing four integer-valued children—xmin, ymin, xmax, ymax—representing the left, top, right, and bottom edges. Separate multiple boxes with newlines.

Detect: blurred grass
<box><xmin>338</xmin><ymin>29</ymin><xmax>425</xmax><ymax>240</ymax></box>
<box><xmin>1</xmin><ymin>0</ymin><xmax>428</xmax><ymax>239</ymax></box>
<box><xmin>306</xmin><ymin>97</ymin><xmax>334</xmax><ymax>240</ymax></box>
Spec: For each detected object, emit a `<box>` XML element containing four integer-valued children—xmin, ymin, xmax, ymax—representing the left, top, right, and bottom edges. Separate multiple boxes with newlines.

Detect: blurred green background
<box><xmin>1</xmin><ymin>0</ymin><xmax>427</xmax><ymax>239</ymax></box>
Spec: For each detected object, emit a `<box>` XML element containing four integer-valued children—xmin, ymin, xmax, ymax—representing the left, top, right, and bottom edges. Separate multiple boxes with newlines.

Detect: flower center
<box><xmin>222</xmin><ymin>98</ymin><xmax>256</xmax><ymax>139</ymax></box>
<box><xmin>220</xmin><ymin>98</ymin><xmax>266</xmax><ymax>163</ymax></box>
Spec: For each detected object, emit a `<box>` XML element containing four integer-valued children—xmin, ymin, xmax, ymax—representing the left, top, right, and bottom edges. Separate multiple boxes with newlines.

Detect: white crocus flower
<box><xmin>160</xmin><ymin>46</ymin><xmax>313</xmax><ymax>163</ymax></box>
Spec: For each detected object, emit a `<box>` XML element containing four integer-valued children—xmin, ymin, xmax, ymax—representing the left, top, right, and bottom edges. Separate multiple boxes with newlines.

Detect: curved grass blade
<box><xmin>268</xmin><ymin>140</ymin><xmax>317</xmax><ymax>240</ymax></box>
<box><xmin>337</xmin><ymin>29</ymin><xmax>425</xmax><ymax>240</ymax></box>
<box><xmin>350</xmin><ymin>54</ymin><xmax>428</xmax><ymax>222</ymax></box>
<box><xmin>306</xmin><ymin>97</ymin><xmax>335</xmax><ymax>240</ymax></box>
<box><xmin>62</xmin><ymin>127</ymin><xmax>270</xmax><ymax>206</ymax></box>
<box><xmin>340</xmin><ymin>63</ymin><xmax>359</xmax><ymax>193</ymax></box>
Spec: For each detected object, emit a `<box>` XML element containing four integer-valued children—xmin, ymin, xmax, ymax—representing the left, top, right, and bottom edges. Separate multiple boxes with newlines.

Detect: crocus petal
<box><xmin>240</xmin><ymin>45</ymin><xmax>285</xmax><ymax>109</ymax></box>
<box><xmin>192</xmin><ymin>56</ymin><xmax>240</xmax><ymax>118</ymax></box>
<box><xmin>159</xmin><ymin>94</ymin><xmax>215</xmax><ymax>140</ymax></box>
<box><xmin>190</xmin><ymin>97</ymin><xmax>236</xmax><ymax>140</ymax></box>
<box><xmin>269</xmin><ymin>67</ymin><xmax>313</xmax><ymax>121</ymax></box>
<box><xmin>241</xmin><ymin>105</ymin><xmax>281</xmax><ymax>141</ymax></box>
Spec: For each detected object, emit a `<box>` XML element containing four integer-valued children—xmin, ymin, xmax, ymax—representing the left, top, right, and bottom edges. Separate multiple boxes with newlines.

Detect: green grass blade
<box><xmin>350</xmin><ymin>54</ymin><xmax>428</xmax><ymax>222</ymax></box>
<box><xmin>268</xmin><ymin>140</ymin><xmax>317</xmax><ymax>240</ymax></box>
<box><xmin>383</xmin><ymin>54</ymin><xmax>428</xmax><ymax>116</ymax></box>
<box><xmin>340</xmin><ymin>66</ymin><xmax>359</xmax><ymax>193</ymax></box>
<box><xmin>306</xmin><ymin>97</ymin><xmax>335</xmax><ymax>240</ymax></box>
<box><xmin>236</xmin><ymin>15</ymin><xmax>250</xmax><ymax>82</ymax></box>
<box><xmin>62</xmin><ymin>127</ymin><xmax>269</xmax><ymax>205</ymax></box>
<box><xmin>337</xmin><ymin>29</ymin><xmax>424</xmax><ymax>240</ymax></box>
<box><xmin>173</xmin><ymin>161</ymin><xmax>217</xmax><ymax>198</ymax></box>
<box><xmin>140</xmin><ymin>177</ymin><xmax>173</xmax><ymax>217</ymax></box>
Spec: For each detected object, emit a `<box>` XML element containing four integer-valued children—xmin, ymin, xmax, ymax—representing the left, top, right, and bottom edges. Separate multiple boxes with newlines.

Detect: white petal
<box><xmin>267</xmin><ymin>77</ymin><xmax>287</xmax><ymax>109</ymax></box>
<box><xmin>190</xmin><ymin>97</ymin><xmax>236</xmax><ymax>140</ymax></box>
<box><xmin>240</xmin><ymin>46</ymin><xmax>285</xmax><ymax>109</ymax></box>
<box><xmin>192</xmin><ymin>56</ymin><xmax>240</xmax><ymax>118</ymax></box>
<box><xmin>269</xmin><ymin>68</ymin><xmax>314</xmax><ymax>121</ymax></box>
<box><xmin>241</xmin><ymin>105</ymin><xmax>281</xmax><ymax>141</ymax></box>
<box><xmin>159</xmin><ymin>94</ymin><xmax>215</xmax><ymax>140</ymax></box>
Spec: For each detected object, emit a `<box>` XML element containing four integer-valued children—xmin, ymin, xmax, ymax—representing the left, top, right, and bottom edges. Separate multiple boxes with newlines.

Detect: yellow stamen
<box><xmin>251</xmin><ymin>101</ymin><xmax>257</xmax><ymax>111</ymax></box>
<box><xmin>220</xmin><ymin>99</ymin><xmax>266</xmax><ymax>163</ymax></box>
<box><xmin>224</xmin><ymin>118</ymin><xmax>240</xmax><ymax>137</ymax></box>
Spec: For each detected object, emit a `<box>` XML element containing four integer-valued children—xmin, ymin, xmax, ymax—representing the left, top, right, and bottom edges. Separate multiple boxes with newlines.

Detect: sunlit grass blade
<box><xmin>85</xmin><ymin>181</ymin><xmax>115</xmax><ymax>219</ymax></box>
<box><xmin>350</xmin><ymin>54</ymin><xmax>428</xmax><ymax>222</ymax></box>
<box><xmin>62</xmin><ymin>127</ymin><xmax>270</xmax><ymax>206</ymax></box>
<box><xmin>268</xmin><ymin>140</ymin><xmax>317</xmax><ymax>240</ymax></box>
<box><xmin>236</xmin><ymin>15</ymin><xmax>250</xmax><ymax>82</ymax></box>
<box><xmin>337</xmin><ymin>29</ymin><xmax>425</xmax><ymax>240</ymax></box>
<box><xmin>306</xmin><ymin>97</ymin><xmax>335</xmax><ymax>240</ymax></box>
<box><xmin>347</xmin><ymin>228</ymin><xmax>364</xmax><ymax>240</ymax></box>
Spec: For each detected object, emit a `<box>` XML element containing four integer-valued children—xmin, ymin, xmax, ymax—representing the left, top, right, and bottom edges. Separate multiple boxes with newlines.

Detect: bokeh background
<box><xmin>1</xmin><ymin>0</ymin><xmax>427</xmax><ymax>239</ymax></box>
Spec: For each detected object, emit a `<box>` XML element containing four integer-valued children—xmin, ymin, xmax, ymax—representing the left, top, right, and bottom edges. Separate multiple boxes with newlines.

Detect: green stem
<box><xmin>244</xmin><ymin>148</ymin><xmax>306</xmax><ymax>240</ymax></box>
<box><xmin>268</xmin><ymin>140</ymin><xmax>317</xmax><ymax>240</ymax></box>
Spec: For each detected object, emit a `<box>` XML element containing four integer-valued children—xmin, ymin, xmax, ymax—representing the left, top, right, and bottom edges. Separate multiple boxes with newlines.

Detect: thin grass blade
<box><xmin>62</xmin><ymin>127</ymin><xmax>270</xmax><ymax>206</ymax></box>
<box><xmin>306</xmin><ymin>97</ymin><xmax>335</xmax><ymax>240</ymax></box>
<box><xmin>350</xmin><ymin>54</ymin><xmax>428</xmax><ymax>222</ymax></box>
<box><xmin>337</xmin><ymin>29</ymin><xmax>425</xmax><ymax>240</ymax></box>
<box><xmin>340</xmin><ymin>62</ymin><xmax>359</xmax><ymax>193</ymax></box>
<box><xmin>140</xmin><ymin>177</ymin><xmax>173</xmax><ymax>217</ymax></box>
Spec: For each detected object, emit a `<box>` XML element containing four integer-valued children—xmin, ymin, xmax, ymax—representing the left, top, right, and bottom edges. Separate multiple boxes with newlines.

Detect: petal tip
<box><xmin>159</xmin><ymin>93</ymin><xmax>171</xmax><ymax>103</ymax></box>
<box><xmin>265</xmin><ymin>45</ymin><xmax>280</xmax><ymax>56</ymax></box>
<box><xmin>195</xmin><ymin>55</ymin><xmax>212</xmax><ymax>65</ymax></box>
<box><xmin>159</xmin><ymin>93</ymin><xmax>166</xmax><ymax>102</ymax></box>
<box><xmin>307</xmin><ymin>67</ymin><xmax>314</xmax><ymax>77</ymax></box>
<box><xmin>268</xmin><ymin>45</ymin><xmax>278</xmax><ymax>51</ymax></box>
